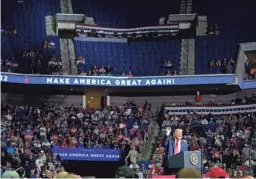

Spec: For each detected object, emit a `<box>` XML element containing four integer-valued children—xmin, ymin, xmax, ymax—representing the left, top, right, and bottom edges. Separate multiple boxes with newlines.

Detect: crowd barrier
<box><xmin>0</xmin><ymin>73</ymin><xmax>234</xmax><ymax>87</ymax></box>
<box><xmin>242</xmin><ymin>80</ymin><xmax>256</xmax><ymax>89</ymax></box>
<box><xmin>165</xmin><ymin>104</ymin><xmax>256</xmax><ymax>115</ymax></box>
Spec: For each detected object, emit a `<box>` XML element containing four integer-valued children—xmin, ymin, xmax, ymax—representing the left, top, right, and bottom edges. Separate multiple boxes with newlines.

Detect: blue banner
<box><xmin>52</xmin><ymin>147</ymin><xmax>122</xmax><ymax>161</ymax></box>
<box><xmin>241</xmin><ymin>80</ymin><xmax>256</xmax><ymax>89</ymax></box>
<box><xmin>0</xmin><ymin>72</ymin><xmax>234</xmax><ymax>87</ymax></box>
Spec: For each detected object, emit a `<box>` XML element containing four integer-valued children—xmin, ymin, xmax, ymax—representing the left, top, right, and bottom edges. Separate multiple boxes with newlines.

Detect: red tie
<box><xmin>174</xmin><ymin>141</ymin><xmax>179</xmax><ymax>155</ymax></box>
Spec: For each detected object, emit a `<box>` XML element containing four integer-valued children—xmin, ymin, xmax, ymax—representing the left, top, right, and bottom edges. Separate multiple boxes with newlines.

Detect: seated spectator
<box><xmin>230</xmin><ymin>58</ymin><xmax>236</xmax><ymax>66</ymax></box>
<box><xmin>207</xmin><ymin>25</ymin><xmax>215</xmax><ymax>35</ymax></box>
<box><xmin>92</xmin><ymin>65</ymin><xmax>99</xmax><ymax>75</ymax></box>
<box><xmin>4</xmin><ymin>57</ymin><xmax>19</xmax><ymax>73</ymax></box>
<box><xmin>48</xmin><ymin>56</ymin><xmax>62</xmax><ymax>75</ymax></box>
<box><xmin>214</xmin><ymin>24</ymin><xmax>220</xmax><ymax>35</ymax></box>
<box><xmin>210</xmin><ymin>59</ymin><xmax>215</xmax><ymax>67</ymax></box>
<box><xmin>42</xmin><ymin>41</ymin><xmax>48</xmax><ymax>48</ymax></box>
<box><xmin>165</xmin><ymin>70</ymin><xmax>171</xmax><ymax>76</ymax></box>
<box><xmin>165</xmin><ymin>60</ymin><xmax>173</xmax><ymax>70</ymax></box>
<box><xmin>227</xmin><ymin>61</ymin><xmax>234</xmax><ymax>73</ymax></box>
<box><xmin>207</xmin><ymin>24</ymin><xmax>220</xmax><ymax>35</ymax></box>
<box><xmin>105</xmin><ymin>65</ymin><xmax>113</xmax><ymax>74</ymax></box>
<box><xmin>172</xmin><ymin>70</ymin><xmax>179</xmax><ymax>75</ymax></box>
<box><xmin>159</xmin><ymin>17</ymin><xmax>166</xmax><ymax>25</ymax></box>
<box><xmin>128</xmin><ymin>71</ymin><xmax>133</xmax><ymax>77</ymax></box>
<box><xmin>48</xmin><ymin>40</ymin><xmax>55</xmax><ymax>48</ymax></box>
<box><xmin>99</xmin><ymin>65</ymin><xmax>106</xmax><ymax>74</ymax></box>
<box><xmin>4</xmin><ymin>26</ymin><xmax>17</xmax><ymax>36</ymax></box>
<box><xmin>216</xmin><ymin>59</ymin><xmax>221</xmax><ymax>67</ymax></box>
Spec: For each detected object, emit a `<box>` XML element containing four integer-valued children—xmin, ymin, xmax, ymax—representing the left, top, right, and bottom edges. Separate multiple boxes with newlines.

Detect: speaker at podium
<box><xmin>168</xmin><ymin>151</ymin><xmax>202</xmax><ymax>174</ymax></box>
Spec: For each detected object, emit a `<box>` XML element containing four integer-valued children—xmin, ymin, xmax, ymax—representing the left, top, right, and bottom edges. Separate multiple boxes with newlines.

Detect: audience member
<box><xmin>244</xmin><ymin>59</ymin><xmax>256</xmax><ymax>80</ymax></box>
<box><xmin>209</xmin><ymin>58</ymin><xmax>235</xmax><ymax>74</ymax></box>
<box><xmin>207</xmin><ymin>24</ymin><xmax>220</xmax><ymax>35</ymax></box>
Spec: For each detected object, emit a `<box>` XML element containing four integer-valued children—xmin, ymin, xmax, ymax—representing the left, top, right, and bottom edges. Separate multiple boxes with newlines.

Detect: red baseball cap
<box><xmin>206</xmin><ymin>167</ymin><xmax>229</xmax><ymax>178</ymax></box>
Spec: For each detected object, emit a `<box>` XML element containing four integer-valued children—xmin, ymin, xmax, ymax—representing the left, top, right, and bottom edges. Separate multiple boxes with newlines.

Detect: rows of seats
<box><xmin>72</xmin><ymin>0</ymin><xmax>180</xmax><ymax>27</ymax></box>
<box><xmin>74</xmin><ymin>40</ymin><xmax>181</xmax><ymax>76</ymax></box>
<box><xmin>195</xmin><ymin>36</ymin><xmax>239</xmax><ymax>74</ymax></box>
<box><xmin>1</xmin><ymin>0</ymin><xmax>60</xmax><ymax>60</ymax></box>
<box><xmin>1</xmin><ymin>33</ymin><xmax>13</xmax><ymax>57</ymax></box>
<box><xmin>193</xmin><ymin>0</ymin><xmax>256</xmax><ymax>74</ymax></box>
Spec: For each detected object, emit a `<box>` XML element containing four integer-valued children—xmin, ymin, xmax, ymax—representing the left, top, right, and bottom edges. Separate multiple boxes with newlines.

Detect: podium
<box><xmin>168</xmin><ymin>151</ymin><xmax>202</xmax><ymax>173</ymax></box>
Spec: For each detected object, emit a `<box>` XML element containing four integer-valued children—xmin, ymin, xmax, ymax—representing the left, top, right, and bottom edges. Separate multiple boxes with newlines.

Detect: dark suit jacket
<box><xmin>164</xmin><ymin>136</ymin><xmax>188</xmax><ymax>160</ymax></box>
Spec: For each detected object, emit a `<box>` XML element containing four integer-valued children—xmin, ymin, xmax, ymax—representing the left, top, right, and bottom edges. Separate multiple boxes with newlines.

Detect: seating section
<box><xmin>1</xmin><ymin>0</ymin><xmax>60</xmax><ymax>61</ymax></box>
<box><xmin>195</xmin><ymin>36</ymin><xmax>238</xmax><ymax>74</ymax></box>
<box><xmin>74</xmin><ymin>40</ymin><xmax>181</xmax><ymax>76</ymax></box>
<box><xmin>72</xmin><ymin>0</ymin><xmax>180</xmax><ymax>27</ymax></box>
<box><xmin>1</xmin><ymin>33</ymin><xmax>13</xmax><ymax>57</ymax></box>
<box><xmin>193</xmin><ymin>0</ymin><xmax>256</xmax><ymax>74</ymax></box>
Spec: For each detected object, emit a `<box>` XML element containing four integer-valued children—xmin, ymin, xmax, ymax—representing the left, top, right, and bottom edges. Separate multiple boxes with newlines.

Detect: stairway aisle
<box><xmin>68</xmin><ymin>39</ymin><xmax>78</xmax><ymax>75</ymax></box>
<box><xmin>179</xmin><ymin>0</ymin><xmax>195</xmax><ymax>75</ymax></box>
<box><xmin>138</xmin><ymin>120</ymin><xmax>160</xmax><ymax>161</ymax></box>
<box><xmin>59</xmin><ymin>0</ymin><xmax>77</xmax><ymax>75</ymax></box>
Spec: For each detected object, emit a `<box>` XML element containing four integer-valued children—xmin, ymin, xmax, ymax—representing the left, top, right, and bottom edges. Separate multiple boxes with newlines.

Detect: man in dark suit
<box><xmin>164</xmin><ymin>128</ymin><xmax>188</xmax><ymax>174</ymax></box>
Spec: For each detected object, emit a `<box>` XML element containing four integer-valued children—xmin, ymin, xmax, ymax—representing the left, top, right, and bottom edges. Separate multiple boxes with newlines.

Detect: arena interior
<box><xmin>1</xmin><ymin>0</ymin><xmax>256</xmax><ymax>178</ymax></box>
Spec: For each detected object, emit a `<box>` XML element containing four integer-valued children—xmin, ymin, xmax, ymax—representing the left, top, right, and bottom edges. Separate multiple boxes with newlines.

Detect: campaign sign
<box><xmin>52</xmin><ymin>147</ymin><xmax>122</xmax><ymax>161</ymax></box>
<box><xmin>0</xmin><ymin>72</ymin><xmax>234</xmax><ymax>87</ymax></box>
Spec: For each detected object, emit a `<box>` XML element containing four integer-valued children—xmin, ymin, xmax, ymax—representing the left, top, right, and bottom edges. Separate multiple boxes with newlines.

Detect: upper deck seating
<box><xmin>193</xmin><ymin>0</ymin><xmax>256</xmax><ymax>74</ymax></box>
<box><xmin>74</xmin><ymin>40</ymin><xmax>181</xmax><ymax>76</ymax></box>
<box><xmin>1</xmin><ymin>0</ymin><xmax>61</xmax><ymax>73</ymax></box>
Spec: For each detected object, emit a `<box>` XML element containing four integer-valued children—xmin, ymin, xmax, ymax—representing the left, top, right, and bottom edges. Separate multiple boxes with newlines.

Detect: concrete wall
<box><xmin>110</xmin><ymin>89</ymin><xmax>256</xmax><ymax>111</ymax></box>
<box><xmin>2</xmin><ymin>89</ymin><xmax>255</xmax><ymax>109</ymax></box>
<box><xmin>1</xmin><ymin>93</ymin><xmax>83</xmax><ymax>106</ymax></box>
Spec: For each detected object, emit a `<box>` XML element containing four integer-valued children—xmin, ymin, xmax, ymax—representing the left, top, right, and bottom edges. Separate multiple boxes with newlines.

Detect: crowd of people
<box><xmin>3</xmin><ymin>26</ymin><xmax>17</xmax><ymax>36</ymax></box>
<box><xmin>146</xmin><ymin>96</ymin><xmax>256</xmax><ymax>178</ymax></box>
<box><xmin>1</xmin><ymin>40</ymin><xmax>61</xmax><ymax>75</ymax></box>
<box><xmin>209</xmin><ymin>57</ymin><xmax>236</xmax><ymax>74</ymax></box>
<box><xmin>76</xmin><ymin>56</ymin><xmax>180</xmax><ymax>77</ymax></box>
<box><xmin>207</xmin><ymin>24</ymin><xmax>220</xmax><ymax>35</ymax></box>
<box><xmin>1</xmin><ymin>100</ymin><xmax>153</xmax><ymax>178</ymax></box>
<box><xmin>163</xmin><ymin>60</ymin><xmax>180</xmax><ymax>76</ymax></box>
<box><xmin>76</xmin><ymin>56</ymin><xmax>135</xmax><ymax>77</ymax></box>
<box><xmin>1</xmin><ymin>94</ymin><xmax>256</xmax><ymax>178</ymax></box>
